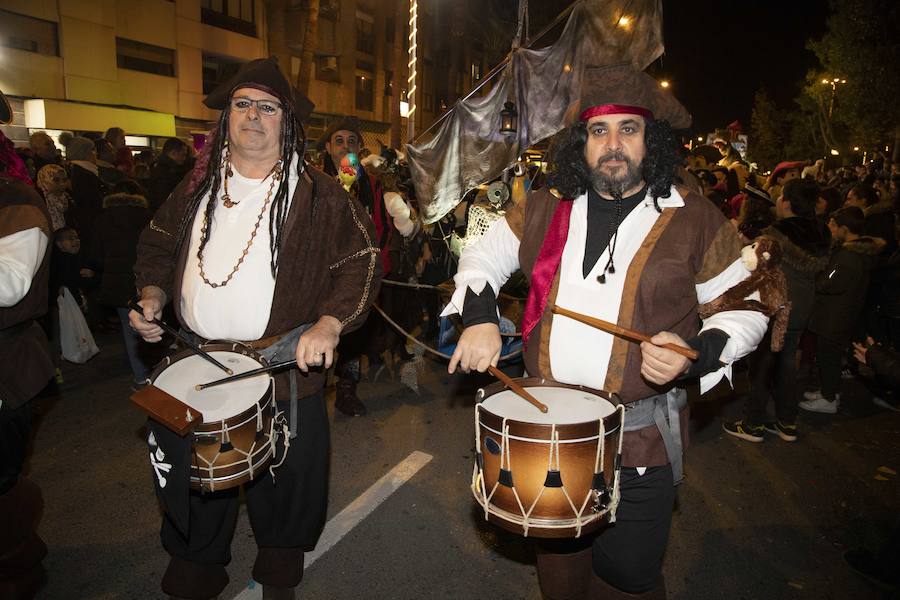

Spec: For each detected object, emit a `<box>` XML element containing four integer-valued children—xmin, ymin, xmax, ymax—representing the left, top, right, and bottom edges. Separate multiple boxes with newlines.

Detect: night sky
<box><xmin>654</xmin><ymin>0</ymin><xmax>829</xmax><ymax>135</ymax></box>
<box><xmin>523</xmin><ymin>1</ymin><xmax>830</xmax><ymax>136</ymax></box>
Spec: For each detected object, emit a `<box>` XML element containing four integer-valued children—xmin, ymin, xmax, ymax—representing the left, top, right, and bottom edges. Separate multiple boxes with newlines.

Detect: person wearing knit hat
<box><xmin>130</xmin><ymin>56</ymin><xmax>380</xmax><ymax>600</ymax></box>
<box><xmin>444</xmin><ymin>63</ymin><xmax>768</xmax><ymax>599</ymax></box>
<box><xmin>65</xmin><ymin>136</ymin><xmax>107</xmax><ymax>248</ymax></box>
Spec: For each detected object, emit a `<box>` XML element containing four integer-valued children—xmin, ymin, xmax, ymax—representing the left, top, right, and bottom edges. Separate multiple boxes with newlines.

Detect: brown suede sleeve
<box><xmin>134</xmin><ymin>177</ymin><xmax>191</xmax><ymax>300</ymax></box>
<box><xmin>0</xmin><ymin>205</ymin><xmax>50</xmax><ymax>239</ymax></box>
<box><xmin>317</xmin><ymin>174</ymin><xmax>383</xmax><ymax>334</ymax></box>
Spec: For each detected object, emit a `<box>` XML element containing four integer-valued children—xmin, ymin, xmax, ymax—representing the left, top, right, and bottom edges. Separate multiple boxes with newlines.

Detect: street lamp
<box><xmin>821</xmin><ymin>77</ymin><xmax>847</xmax><ymax>117</ymax></box>
<box><xmin>660</xmin><ymin>80</ymin><xmax>670</xmax><ymax>89</ymax></box>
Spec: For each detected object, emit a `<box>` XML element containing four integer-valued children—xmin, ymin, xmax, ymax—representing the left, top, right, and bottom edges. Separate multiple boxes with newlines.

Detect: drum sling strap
<box><xmin>182</xmin><ymin>323</ymin><xmax>314</xmax><ymax>441</ymax></box>
<box><xmin>622</xmin><ymin>388</ymin><xmax>688</xmax><ymax>484</ymax></box>
<box><xmin>256</xmin><ymin>322</ymin><xmax>314</xmax><ymax>440</ymax></box>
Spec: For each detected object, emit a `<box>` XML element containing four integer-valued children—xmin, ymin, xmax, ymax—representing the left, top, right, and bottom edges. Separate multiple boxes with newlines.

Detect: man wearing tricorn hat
<box><xmin>317</xmin><ymin>116</ymin><xmax>397</xmax><ymax>416</ymax></box>
<box><xmin>445</xmin><ymin>64</ymin><xmax>769</xmax><ymax>598</ymax></box>
<box><xmin>130</xmin><ymin>58</ymin><xmax>380</xmax><ymax>599</ymax></box>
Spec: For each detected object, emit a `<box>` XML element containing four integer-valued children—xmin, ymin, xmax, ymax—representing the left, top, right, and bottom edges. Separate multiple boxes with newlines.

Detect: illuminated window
<box><xmin>355</xmin><ymin>74</ymin><xmax>374</xmax><ymax>112</ymax></box>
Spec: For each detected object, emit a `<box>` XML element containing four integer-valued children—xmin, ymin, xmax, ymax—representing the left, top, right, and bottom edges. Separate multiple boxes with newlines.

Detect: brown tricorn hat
<box><xmin>316</xmin><ymin>116</ymin><xmax>364</xmax><ymax>151</ymax></box>
<box><xmin>576</xmin><ymin>63</ymin><xmax>691</xmax><ymax>129</ymax></box>
<box><xmin>203</xmin><ymin>57</ymin><xmax>315</xmax><ymax>122</ymax></box>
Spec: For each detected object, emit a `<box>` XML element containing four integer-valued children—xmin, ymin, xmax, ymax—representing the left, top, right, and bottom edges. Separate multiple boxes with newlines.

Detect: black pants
<box><xmin>540</xmin><ymin>465</ymin><xmax>675</xmax><ymax>594</ymax></box>
<box><xmin>745</xmin><ymin>329</ymin><xmax>802</xmax><ymax>426</ymax></box>
<box><xmin>0</xmin><ymin>400</ymin><xmax>33</xmax><ymax>494</ymax></box>
<box><xmin>159</xmin><ymin>390</ymin><xmax>330</xmax><ymax>599</ymax></box>
<box><xmin>816</xmin><ymin>335</ymin><xmax>845</xmax><ymax>401</ymax></box>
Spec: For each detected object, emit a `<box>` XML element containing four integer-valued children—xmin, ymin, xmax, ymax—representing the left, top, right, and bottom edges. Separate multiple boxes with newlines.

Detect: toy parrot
<box><xmin>338</xmin><ymin>152</ymin><xmax>360</xmax><ymax>191</ymax></box>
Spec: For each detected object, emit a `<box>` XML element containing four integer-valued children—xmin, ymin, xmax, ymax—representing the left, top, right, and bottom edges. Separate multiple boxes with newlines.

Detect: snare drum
<box><xmin>151</xmin><ymin>342</ymin><xmax>277</xmax><ymax>492</ymax></box>
<box><xmin>471</xmin><ymin>378</ymin><xmax>625</xmax><ymax>538</ymax></box>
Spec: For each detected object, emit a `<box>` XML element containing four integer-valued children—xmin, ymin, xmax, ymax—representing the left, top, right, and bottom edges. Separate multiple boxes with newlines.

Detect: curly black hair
<box><xmin>175</xmin><ymin>100</ymin><xmax>308</xmax><ymax>277</ymax></box>
<box><xmin>547</xmin><ymin>119</ymin><xmax>680</xmax><ymax>212</ymax></box>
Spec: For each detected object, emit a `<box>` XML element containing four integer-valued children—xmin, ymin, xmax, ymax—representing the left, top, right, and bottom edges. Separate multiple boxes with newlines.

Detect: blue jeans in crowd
<box><xmin>116</xmin><ymin>307</ymin><xmax>151</xmax><ymax>385</ymax></box>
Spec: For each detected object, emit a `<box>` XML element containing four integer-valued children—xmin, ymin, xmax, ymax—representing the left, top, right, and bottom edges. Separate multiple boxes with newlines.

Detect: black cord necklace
<box><xmin>597</xmin><ymin>192</ymin><xmax>624</xmax><ymax>284</ymax></box>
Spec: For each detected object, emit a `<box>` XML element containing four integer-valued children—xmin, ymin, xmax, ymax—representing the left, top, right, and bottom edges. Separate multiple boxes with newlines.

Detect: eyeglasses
<box><xmin>230</xmin><ymin>97</ymin><xmax>283</xmax><ymax>116</ymax></box>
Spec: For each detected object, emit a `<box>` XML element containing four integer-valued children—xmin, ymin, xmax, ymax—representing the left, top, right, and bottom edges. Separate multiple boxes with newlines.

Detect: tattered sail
<box><xmin>406</xmin><ymin>0</ymin><xmax>665</xmax><ymax>224</ymax></box>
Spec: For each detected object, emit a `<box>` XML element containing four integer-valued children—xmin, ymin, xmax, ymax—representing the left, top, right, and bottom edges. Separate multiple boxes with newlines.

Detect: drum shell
<box><xmin>476</xmin><ymin>378</ymin><xmax>621</xmax><ymax>538</ymax></box>
<box><xmin>150</xmin><ymin>343</ymin><xmax>276</xmax><ymax>493</ymax></box>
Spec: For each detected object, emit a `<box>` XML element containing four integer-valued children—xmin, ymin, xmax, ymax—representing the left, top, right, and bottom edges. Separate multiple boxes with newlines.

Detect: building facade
<box><xmin>0</xmin><ymin>0</ymin><xmax>487</xmax><ymax>153</ymax></box>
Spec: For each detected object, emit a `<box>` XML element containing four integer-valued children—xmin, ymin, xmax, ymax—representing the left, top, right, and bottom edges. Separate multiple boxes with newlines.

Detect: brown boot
<box><xmin>536</xmin><ymin>546</ymin><xmax>593</xmax><ymax>600</ymax></box>
<box><xmin>335</xmin><ymin>376</ymin><xmax>366</xmax><ymax>416</ymax></box>
<box><xmin>587</xmin><ymin>572</ymin><xmax>666</xmax><ymax>599</ymax></box>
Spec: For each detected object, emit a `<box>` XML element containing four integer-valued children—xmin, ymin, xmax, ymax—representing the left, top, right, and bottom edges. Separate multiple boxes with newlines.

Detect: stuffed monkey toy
<box><xmin>699</xmin><ymin>236</ymin><xmax>791</xmax><ymax>351</ymax></box>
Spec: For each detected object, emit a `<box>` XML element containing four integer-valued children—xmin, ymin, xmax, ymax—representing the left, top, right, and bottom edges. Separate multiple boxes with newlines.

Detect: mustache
<box><xmin>597</xmin><ymin>151</ymin><xmax>629</xmax><ymax>165</ymax></box>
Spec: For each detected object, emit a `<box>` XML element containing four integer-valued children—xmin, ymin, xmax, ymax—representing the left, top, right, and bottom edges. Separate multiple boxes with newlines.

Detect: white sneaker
<box><xmin>799</xmin><ymin>395</ymin><xmax>839</xmax><ymax>414</ymax></box>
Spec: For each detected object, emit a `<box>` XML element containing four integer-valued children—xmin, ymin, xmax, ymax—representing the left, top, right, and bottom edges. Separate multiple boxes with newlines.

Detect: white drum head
<box><xmin>154</xmin><ymin>352</ymin><xmax>269</xmax><ymax>422</ymax></box>
<box><xmin>481</xmin><ymin>386</ymin><xmax>615</xmax><ymax>424</ymax></box>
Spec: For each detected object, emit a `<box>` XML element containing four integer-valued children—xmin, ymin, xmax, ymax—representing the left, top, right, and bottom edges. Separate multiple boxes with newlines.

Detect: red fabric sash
<box><xmin>522</xmin><ymin>198</ymin><xmax>573</xmax><ymax>344</ymax></box>
<box><xmin>579</xmin><ymin>104</ymin><xmax>653</xmax><ymax>122</ymax></box>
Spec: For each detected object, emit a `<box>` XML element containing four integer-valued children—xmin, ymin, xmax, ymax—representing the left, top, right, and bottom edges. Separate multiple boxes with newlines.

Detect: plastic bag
<box><xmin>59</xmin><ymin>286</ymin><xmax>99</xmax><ymax>363</ymax></box>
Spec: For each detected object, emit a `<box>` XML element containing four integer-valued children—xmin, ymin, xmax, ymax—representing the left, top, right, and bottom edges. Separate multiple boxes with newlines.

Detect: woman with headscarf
<box><xmin>36</xmin><ymin>164</ymin><xmax>72</xmax><ymax>232</ymax></box>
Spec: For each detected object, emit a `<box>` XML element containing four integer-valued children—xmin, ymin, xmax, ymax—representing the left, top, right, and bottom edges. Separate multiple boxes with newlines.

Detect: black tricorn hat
<box><xmin>203</xmin><ymin>57</ymin><xmax>315</xmax><ymax>122</ymax></box>
<box><xmin>576</xmin><ymin>63</ymin><xmax>691</xmax><ymax>129</ymax></box>
<box><xmin>0</xmin><ymin>88</ymin><xmax>11</xmax><ymax>125</ymax></box>
<box><xmin>316</xmin><ymin>116</ymin><xmax>364</xmax><ymax>151</ymax></box>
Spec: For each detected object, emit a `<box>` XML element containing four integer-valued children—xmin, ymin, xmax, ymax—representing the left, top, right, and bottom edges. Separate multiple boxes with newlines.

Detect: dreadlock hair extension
<box><xmin>175</xmin><ymin>112</ymin><xmax>230</xmax><ymax>258</ymax></box>
<box><xmin>175</xmin><ymin>102</ymin><xmax>308</xmax><ymax>278</ymax></box>
<box><xmin>641</xmin><ymin>119</ymin><xmax>679</xmax><ymax>212</ymax></box>
<box><xmin>267</xmin><ymin>104</ymin><xmax>307</xmax><ymax>276</ymax></box>
<box><xmin>546</xmin><ymin>122</ymin><xmax>590</xmax><ymax>199</ymax></box>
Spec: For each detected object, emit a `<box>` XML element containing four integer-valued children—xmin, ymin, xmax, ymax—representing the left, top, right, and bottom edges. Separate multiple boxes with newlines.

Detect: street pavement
<box><xmin>23</xmin><ymin>328</ymin><xmax>900</xmax><ymax>599</ymax></box>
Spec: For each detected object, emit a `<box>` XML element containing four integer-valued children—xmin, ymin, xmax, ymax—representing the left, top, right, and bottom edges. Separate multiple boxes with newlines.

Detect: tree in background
<box><xmin>805</xmin><ymin>0</ymin><xmax>900</xmax><ymax>154</ymax></box>
<box><xmin>749</xmin><ymin>88</ymin><xmax>787</xmax><ymax>171</ymax></box>
<box><xmin>296</xmin><ymin>0</ymin><xmax>320</xmax><ymax>98</ymax></box>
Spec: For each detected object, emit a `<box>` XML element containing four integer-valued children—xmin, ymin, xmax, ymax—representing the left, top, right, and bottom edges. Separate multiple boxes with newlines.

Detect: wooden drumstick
<box><xmin>128</xmin><ymin>300</ymin><xmax>233</xmax><ymax>375</ymax></box>
<box><xmin>550</xmin><ymin>305</ymin><xmax>700</xmax><ymax>361</ymax></box>
<box><xmin>487</xmin><ymin>366</ymin><xmax>549</xmax><ymax>413</ymax></box>
<box><xmin>195</xmin><ymin>360</ymin><xmax>296</xmax><ymax>391</ymax></box>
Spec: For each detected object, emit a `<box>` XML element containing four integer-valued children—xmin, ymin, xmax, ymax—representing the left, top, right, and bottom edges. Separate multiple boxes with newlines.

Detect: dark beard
<box><xmin>589</xmin><ymin>151</ymin><xmax>643</xmax><ymax>198</ymax></box>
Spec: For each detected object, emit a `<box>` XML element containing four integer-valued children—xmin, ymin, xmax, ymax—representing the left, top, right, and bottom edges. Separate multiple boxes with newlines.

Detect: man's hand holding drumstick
<box><xmin>448</xmin><ymin>323</ymin><xmax>502</xmax><ymax>374</ymax></box>
<box><xmin>129</xmin><ymin>286</ymin><xmax>167</xmax><ymax>342</ymax></box>
<box><xmin>450</xmin><ymin>307</ymin><xmax>697</xmax><ymax>387</ymax></box>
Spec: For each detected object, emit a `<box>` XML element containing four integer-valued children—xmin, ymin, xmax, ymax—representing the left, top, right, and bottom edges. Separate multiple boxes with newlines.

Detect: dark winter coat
<box><xmin>84</xmin><ymin>193</ymin><xmax>151</xmax><ymax>307</ymax></box>
<box><xmin>808</xmin><ymin>236</ymin><xmax>886</xmax><ymax>342</ymax></box>
<box><xmin>148</xmin><ymin>155</ymin><xmax>191</xmax><ymax>212</ymax></box>
<box><xmin>873</xmin><ymin>248</ymin><xmax>900</xmax><ymax>317</ymax></box>
<box><xmin>762</xmin><ymin>217</ymin><xmax>830</xmax><ymax>331</ymax></box>
<box><xmin>867</xmin><ymin>344</ymin><xmax>900</xmax><ymax>391</ymax></box>
<box><xmin>863</xmin><ymin>201</ymin><xmax>897</xmax><ymax>254</ymax></box>
<box><xmin>67</xmin><ymin>163</ymin><xmax>107</xmax><ymax>243</ymax></box>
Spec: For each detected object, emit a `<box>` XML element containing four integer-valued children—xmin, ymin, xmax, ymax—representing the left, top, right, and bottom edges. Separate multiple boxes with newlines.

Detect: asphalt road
<box><xmin>22</xmin><ymin>329</ymin><xmax>900</xmax><ymax>599</ymax></box>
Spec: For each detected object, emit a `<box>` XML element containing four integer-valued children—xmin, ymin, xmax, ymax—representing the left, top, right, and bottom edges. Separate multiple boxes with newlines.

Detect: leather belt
<box><xmin>244</xmin><ymin>332</ymin><xmax>285</xmax><ymax>350</ymax></box>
